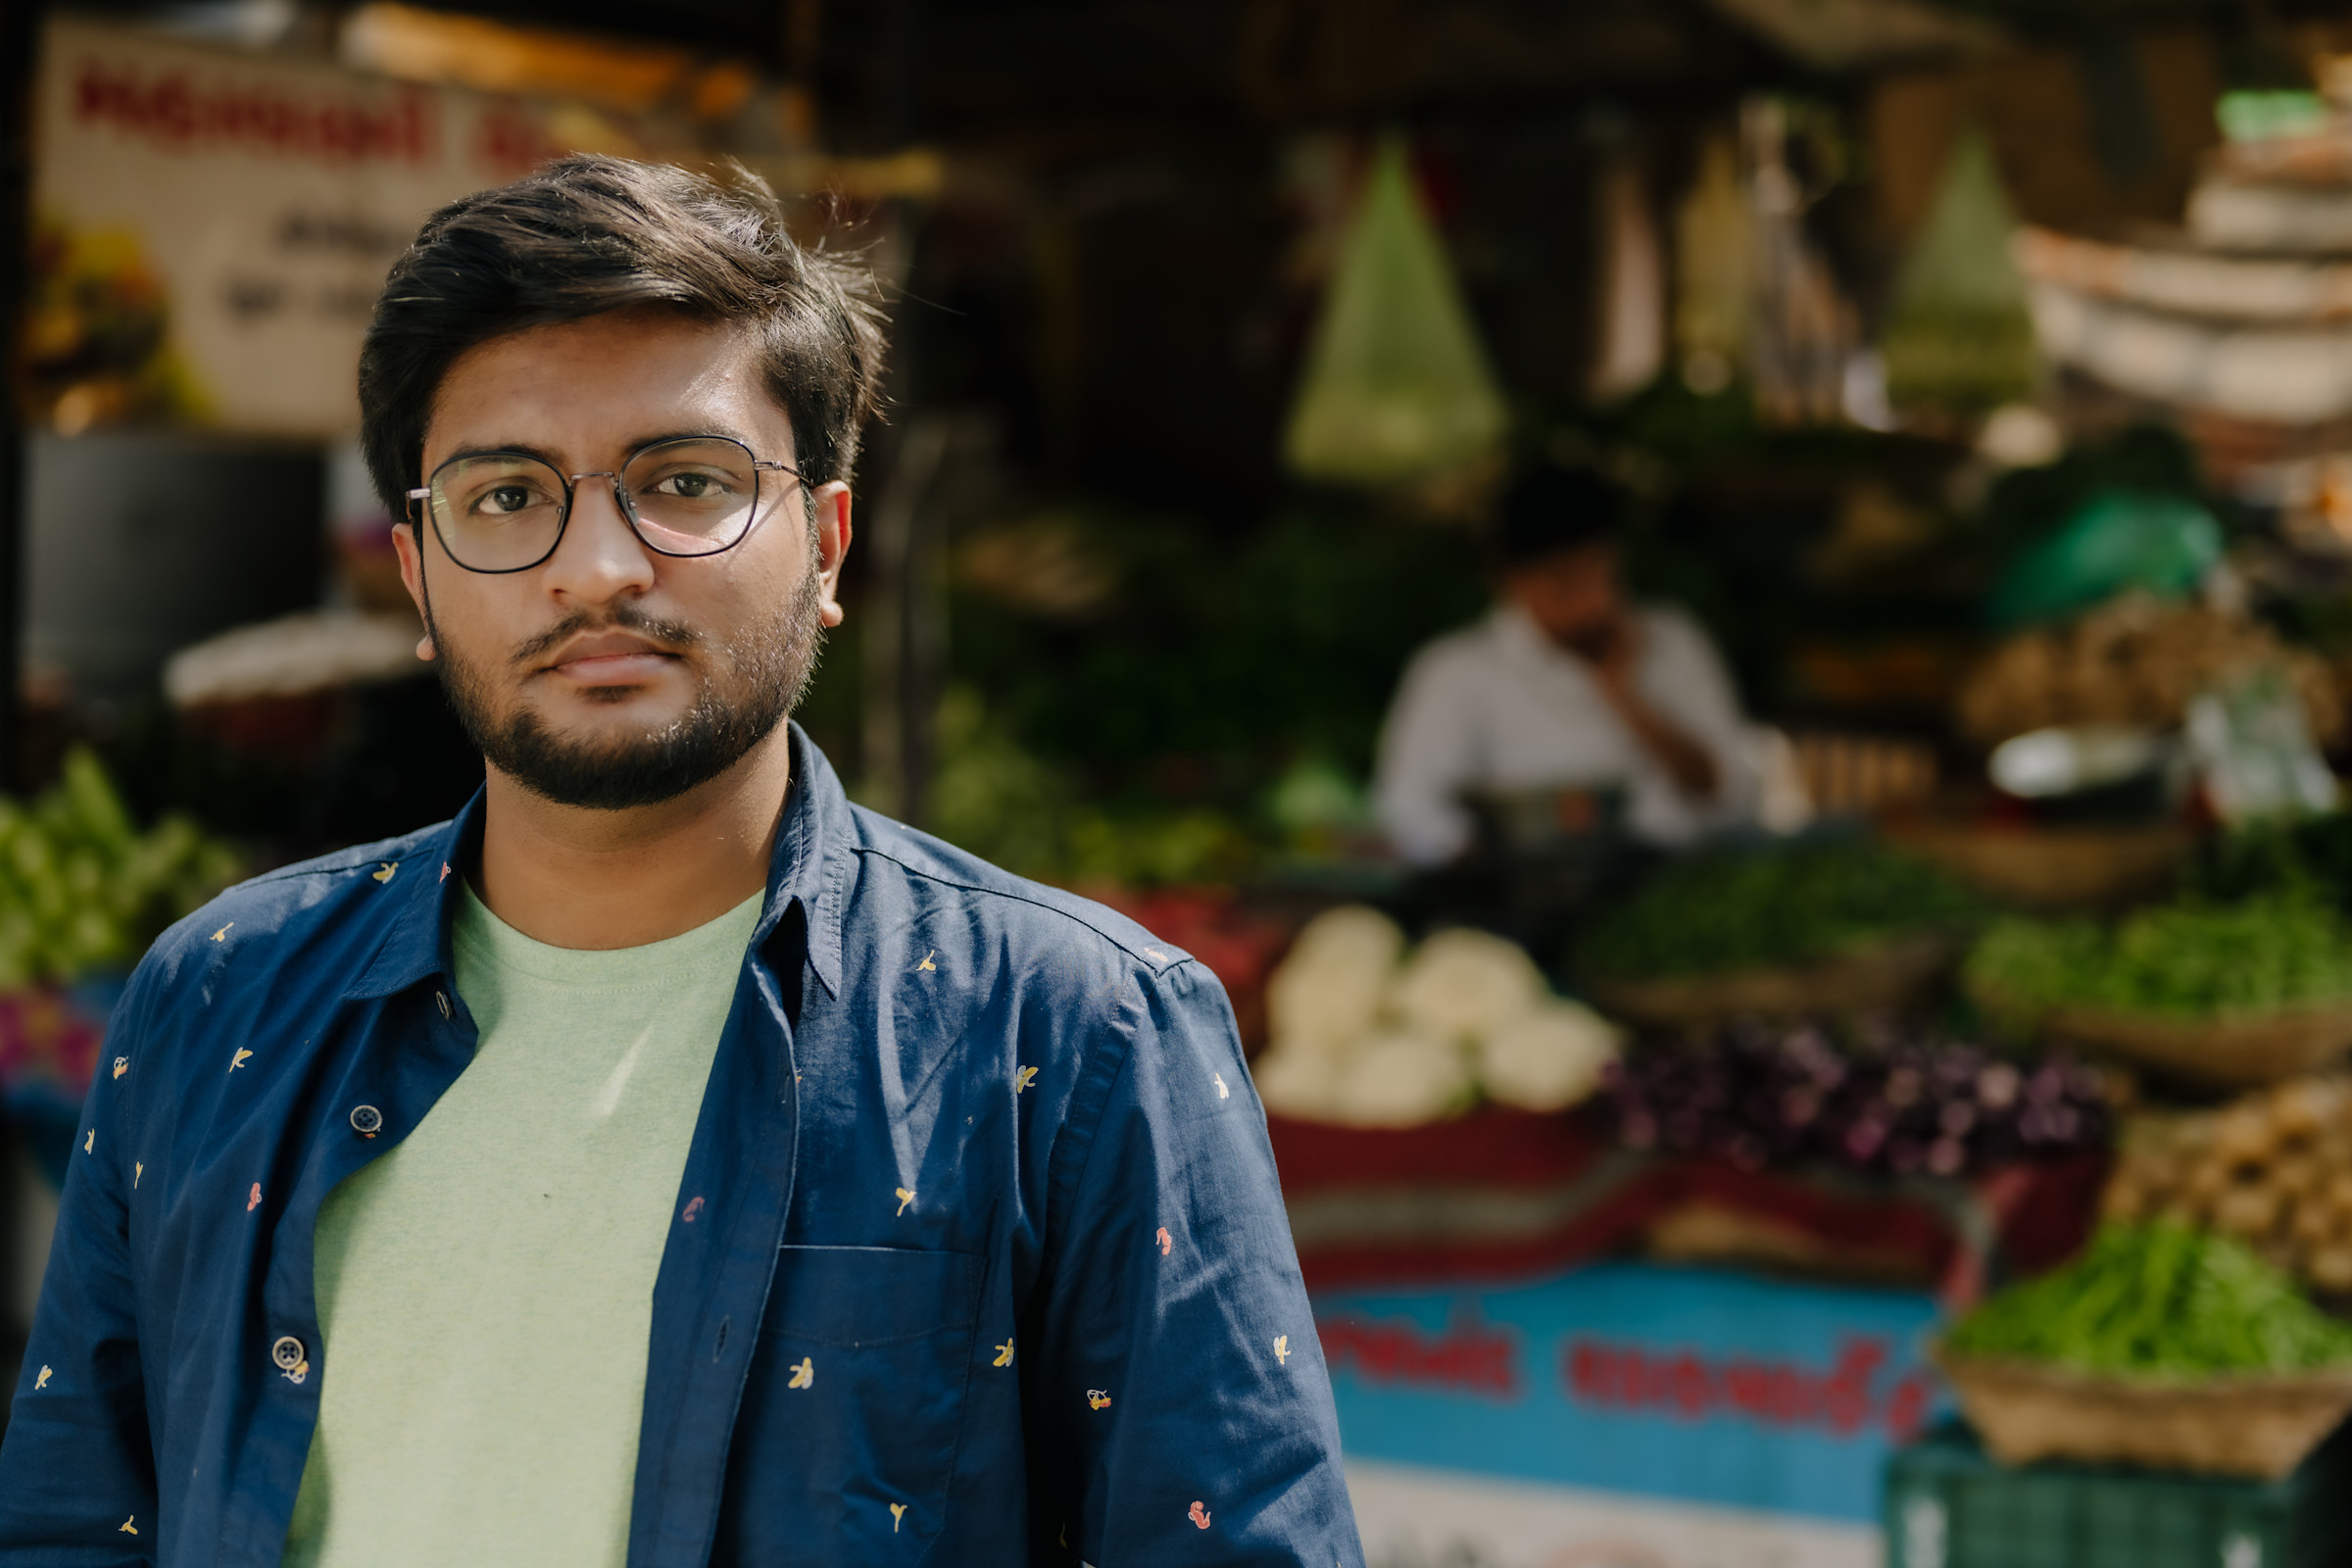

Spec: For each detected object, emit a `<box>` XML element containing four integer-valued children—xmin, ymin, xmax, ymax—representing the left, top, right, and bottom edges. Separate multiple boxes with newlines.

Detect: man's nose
<box><xmin>542</xmin><ymin>477</ymin><xmax>658</xmax><ymax>602</ymax></box>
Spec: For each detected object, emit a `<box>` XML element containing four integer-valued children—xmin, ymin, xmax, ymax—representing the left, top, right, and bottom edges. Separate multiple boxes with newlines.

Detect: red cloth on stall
<box><xmin>1268</xmin><ymin>1107</ymin><xmax>2106</xmax><ymax>1310</ymax></box>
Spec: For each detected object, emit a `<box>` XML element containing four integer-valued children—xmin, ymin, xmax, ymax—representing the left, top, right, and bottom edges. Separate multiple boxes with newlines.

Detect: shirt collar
<box><xmin>343</xmin><ymin>721</ymin><xmax>853</xmax><ymax>1003</ymax></box>
<box><xmin>1492</xmin><ymin>601</ymin><xmax>1557</xmax><ymax>661</ymax></box>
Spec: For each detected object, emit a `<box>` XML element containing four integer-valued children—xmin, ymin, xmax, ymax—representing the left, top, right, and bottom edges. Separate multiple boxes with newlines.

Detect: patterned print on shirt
<box><xmin>788</xmin><ymin>1357</ymin><xmax>814</xmax><ymax>1390</ymax></box>
<box><xmin>1189</xmin><ymin>1501</ymin><xmax>1211</xmax><ymax>1529</ymax></box>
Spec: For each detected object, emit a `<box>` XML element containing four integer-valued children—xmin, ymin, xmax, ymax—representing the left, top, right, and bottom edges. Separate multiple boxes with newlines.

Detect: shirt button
<box><xmin>270</xmin><ymin>1335</ymin><xmax>306</xmax><ymax>1372</ymax></box>
<box><xmin>435</xmin><ymin>991</ymin><xmax>452</xmax><ymax>1019</ymax></box>
<box><xmin>349</xmin><ymin>1104</ymin><xmax>383</xmax><ymax>1136</ymax></box>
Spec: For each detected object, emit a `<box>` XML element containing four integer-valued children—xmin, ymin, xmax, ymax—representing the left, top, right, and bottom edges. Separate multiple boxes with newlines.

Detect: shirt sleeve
<box><xmin>1637</xmin><ymin>607</ymin><xmax>1761</xmax><ymax>828</ymax></box>
<box><xmin>0</xmin><ymin>972</ymin><xmax>160</xmax><ymax>1564</ymax></box>
<box><xmin>1373</xmin><ymin>645</ymin><xmax>1480</xmax><ymax>866</ymax></box>
<box><xmin>1026</xmin><ymin>960</ymin><xmax>1361</xmax><ymax>1567</ymax></box>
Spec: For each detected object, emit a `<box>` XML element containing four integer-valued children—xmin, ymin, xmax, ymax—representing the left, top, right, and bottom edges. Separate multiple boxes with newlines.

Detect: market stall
<box><xmin>18</xmin><ymin>3</ymin><xmax>2352</xmax><ymax>1564</ymax></box>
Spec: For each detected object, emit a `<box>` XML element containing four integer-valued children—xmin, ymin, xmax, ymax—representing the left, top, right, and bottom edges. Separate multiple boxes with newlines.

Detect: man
<box><xmin>0</xmin><ymin>157</ymin><xmax>1359</xmax><ymax>1568</ymax></box>
<box><xmin>1375</xmin><ymin>466</ymin><xmax>1759</xmax><ymax>863</ymax></box>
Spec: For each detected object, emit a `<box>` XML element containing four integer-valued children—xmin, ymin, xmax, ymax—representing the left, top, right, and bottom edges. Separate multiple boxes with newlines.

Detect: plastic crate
<box><xmin>1886</xmin><ymin>1422</ymin><xmax>2352</xmax><ymax>1568</ymax></box>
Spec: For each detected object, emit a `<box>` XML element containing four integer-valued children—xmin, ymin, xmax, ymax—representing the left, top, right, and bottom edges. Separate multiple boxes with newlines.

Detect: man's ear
<box><xmin>389</xmin><ymin>520</ymin><xmax>436</xmax><ymax>662</ymax></box>
<box><xmin>812</xmin><ymin>481</ymin><xmax>855</xmax><ymax>630</ymax></box>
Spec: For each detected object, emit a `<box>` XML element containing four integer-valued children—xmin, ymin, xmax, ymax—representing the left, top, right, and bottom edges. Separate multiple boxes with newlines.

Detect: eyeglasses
<box><xmin>406</xmin><ymin>435</ymin><xmax>803</xmax><ymax>574</ymax></box>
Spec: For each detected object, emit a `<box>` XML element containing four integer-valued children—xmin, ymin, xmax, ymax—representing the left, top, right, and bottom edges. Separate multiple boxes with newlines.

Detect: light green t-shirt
<box><xmin>281</xmin><ymin>884</ymin><xmax>764</xmax><ymax>1568</ymax></box>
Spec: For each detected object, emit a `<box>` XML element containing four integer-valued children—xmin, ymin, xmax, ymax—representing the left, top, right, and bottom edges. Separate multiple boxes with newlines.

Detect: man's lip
<box><xmin>549</xmin><ymin>651</ymin><xmax>677</xmax><ymax>684</ymax></box>
<box><xmin>542</xmin><ymin>631</ymin><xmax>672</xmax><ymax>666</ymax></box>
<box><xmin>539</xmin><ymin>632</ymin><xmax>682</xmax><ymax>682</ymax></box>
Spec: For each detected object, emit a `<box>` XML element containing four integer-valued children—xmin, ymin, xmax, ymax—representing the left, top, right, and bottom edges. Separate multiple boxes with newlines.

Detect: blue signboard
<box><xmin>1314</xmin><ymin>1260</ymin><xmax>1946</xmax><ymax>1523</ymax></box>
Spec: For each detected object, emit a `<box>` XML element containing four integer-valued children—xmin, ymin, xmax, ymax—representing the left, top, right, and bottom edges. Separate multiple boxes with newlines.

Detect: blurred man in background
<box><xmin>1375</xmin><ymin>466</ymin><xmax>1761</xmax><ymax>863</ymax></box>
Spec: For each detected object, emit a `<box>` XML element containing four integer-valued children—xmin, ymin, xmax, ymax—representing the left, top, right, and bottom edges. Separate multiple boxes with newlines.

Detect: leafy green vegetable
<box><xmin>0</xmin><ymin>748</ymin><xmax>244</xmax><ymax>988</ymax></box>
<box><xmin>1577</xmin><ymin>841</ymin><xmax>1982</xmax><ymax>981</ymax></box>
<box><xmin>1948</xmin><ymin>1222</ymin><xmax>2352</xmax><ymax>1375</ymax></box>
<box><xmin>1966</xmin><ymin>891</ymin><xmax>2352</xmax><ymax>1018</ymax></box>
<box><xmin>2189</xmin><ymin>810</ymin><xmax>2352</xmax><ymax>912</ymax></box>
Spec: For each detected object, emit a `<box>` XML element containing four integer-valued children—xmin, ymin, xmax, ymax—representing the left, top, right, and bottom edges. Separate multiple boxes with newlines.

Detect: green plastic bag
<box><xmin>1282</xmin><ymin>134</ymin><xmax>1506</xmax><ymax>487</ymax></box>
<box><xmin>1881</xmin><ymin>125</ymin><xmax>2037</xmax><ymax>416</ymax></box>
<box><xmin>1989</xmin><ymin>487</ymin><xmax>2222</xmax><ymax>627</ymax></box>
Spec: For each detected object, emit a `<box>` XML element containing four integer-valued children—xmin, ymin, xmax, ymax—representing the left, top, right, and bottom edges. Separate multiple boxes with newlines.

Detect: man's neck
<box><xmin>471</xmin><ymin>725</ymin><xmax>793</xmax><ymax>951</ymax></box>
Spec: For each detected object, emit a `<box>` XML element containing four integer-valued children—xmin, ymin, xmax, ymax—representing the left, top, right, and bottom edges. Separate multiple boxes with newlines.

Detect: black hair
<box><xmin>1495</xmin><ymin>465</ymin><xmax>1631</xmax><ymax>568</ymax></box>
<box><xmin>359</xmin><ymin>155</ymin><xmax>887</xmax><ymax>517</ymax></box>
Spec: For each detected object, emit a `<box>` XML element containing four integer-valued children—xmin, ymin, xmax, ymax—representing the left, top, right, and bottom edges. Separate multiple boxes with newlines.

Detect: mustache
<box><xmin>512</xmin><ymin>604</ymin><xmax>703</xmax><ymax>666</ymax></box>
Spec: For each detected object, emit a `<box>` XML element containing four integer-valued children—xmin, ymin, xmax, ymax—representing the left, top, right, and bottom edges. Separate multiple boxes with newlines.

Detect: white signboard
<box><xmin>30</xmin><ymin>16</ymin><xmax>638</xmax><ymax>437</ymax></box>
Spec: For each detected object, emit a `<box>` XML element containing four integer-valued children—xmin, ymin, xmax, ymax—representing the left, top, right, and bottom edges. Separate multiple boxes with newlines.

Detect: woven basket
<box><xmin>1935</xmin><ymin>1348</ymin><xmax>2352</xmax><ymax>1480</ymax></box>
<box><xmin>1888</xmin><ymin>821</ymin><xmax>2189</xmax><ymax>910</ymax></box>
<box><xmin>1968</xmin><ymin>976</ymin><xmax>2352</xmax><ymax>1087</ymax></box>
<box><xmin>1584</xmin><ymin>932</ymin><xmax>1957</xmax><ymax>1027</ymax></box>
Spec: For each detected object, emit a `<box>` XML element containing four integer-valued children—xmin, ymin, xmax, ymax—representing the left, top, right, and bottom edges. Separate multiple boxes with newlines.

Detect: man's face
<box><xmin>1503</xmin><ymin>544</ymin><xmax>1621</xmax><ymax>655</ymax></box>
<box><xmin>392</xmin><ymin>308</ymin><xmax>852</xmax><ymax>810</ymax></box>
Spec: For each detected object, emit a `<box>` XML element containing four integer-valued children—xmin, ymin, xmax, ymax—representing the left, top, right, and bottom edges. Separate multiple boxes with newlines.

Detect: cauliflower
<box><xmin>1266</xmin><ymin>905</ymin><xmax>1406</xmax><ymax>1057</ymax></box>
<box><xmin>1250</xmin><ymin>1047</ymin><xmax>1341</xmax><ymax>1121</ymax></box>
<box><xmin>1477</xmin><ymin>1001</ymin><xmax>1621</xmax><ymax>1112</ymax></box>
<box><xmin>1388</xmin><ymin>926</ymin><xmax>1545</xmax><ymax>1046</ymax></box>
<box><xmin>1326</xmin><ymin>1028</ymin><xmax>1474</xmax><ymax>1128</ymax></box>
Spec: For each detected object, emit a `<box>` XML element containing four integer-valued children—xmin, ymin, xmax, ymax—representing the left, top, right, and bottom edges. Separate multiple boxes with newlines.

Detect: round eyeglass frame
<box><xmin>405</xmin><ymin>434</ymin><xmax>805</xmax><ymax>574</ymax></box>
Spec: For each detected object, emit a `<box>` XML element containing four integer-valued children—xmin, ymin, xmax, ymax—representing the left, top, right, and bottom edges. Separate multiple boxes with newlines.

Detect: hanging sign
<box><xmin>27</xmin><ymin>15</ymin><xmax>642</xmax><ymax>437</ymax></box>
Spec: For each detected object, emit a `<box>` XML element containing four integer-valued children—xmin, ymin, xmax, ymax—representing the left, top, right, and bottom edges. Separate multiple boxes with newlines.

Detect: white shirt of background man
<box><xmin>1374</xmin><ymin>601</ymin><xmax>1763</xmax><ymax>864</ymax></box>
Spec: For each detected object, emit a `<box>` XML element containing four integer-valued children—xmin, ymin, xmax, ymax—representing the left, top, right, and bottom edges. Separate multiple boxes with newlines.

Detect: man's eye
<box><xmin>478</xmin><ymin>485</ymin><xmax>538</xmax><ymax>514</ymax></box>
<box><xmin>652</xmin><ymin>471</ymin><xmax>725</xmax><ymax>499</ymax></box>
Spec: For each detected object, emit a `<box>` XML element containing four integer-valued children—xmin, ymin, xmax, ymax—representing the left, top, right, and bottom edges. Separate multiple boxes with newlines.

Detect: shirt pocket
<box><xmin>713</xmin><ymin>1245</ymin><xmax>988</xmax><ymax>1565</ymax></box>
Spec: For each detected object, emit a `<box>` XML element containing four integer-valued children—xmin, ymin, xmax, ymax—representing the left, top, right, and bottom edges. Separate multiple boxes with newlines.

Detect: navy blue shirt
<box><xmin>0</xmin><ymin>728</ymin><xmax>1361</xmax><ymax>1567</ymax></box>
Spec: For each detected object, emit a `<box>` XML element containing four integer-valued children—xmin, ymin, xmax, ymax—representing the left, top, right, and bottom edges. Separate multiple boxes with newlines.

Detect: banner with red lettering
<box><xmin>1316</xmin><ymin>1261</ymin><xmax>1945</xmax><ymax>1567</ymax></box>
<box><xmin>28</xmin><ymin>16</ymin><xmax>652</xmax><ymax>437</ymax></box>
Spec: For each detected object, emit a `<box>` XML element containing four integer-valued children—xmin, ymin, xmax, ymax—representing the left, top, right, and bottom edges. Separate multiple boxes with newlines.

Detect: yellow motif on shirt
<box><xmin>895</xmin><ymin>1187</ymin><xmax>916</xmax><ymax>1216</ymax></box>
<box><xmin>120</xmin><ymin>1518</ymin><xmax>137</xmax><ymax>1535</ymax></box>
<box><xmin>914</xmin><ymin>950</ymin><xmax>936</xmax><ymax>972</ymax></box>
<box><xmin>372</xmin><ymin>861</ymin><xmax>399</xmax><ymax>883</ymax></box>
<box><xmin>111</xmin><ymin>1056</ymin><xmax>127</xmax><ymax>1079</ymax></box>
<box><xmin>231</xmin><ymin>1048</ymin><xmax>252</xmax><ymax>1071</ymax></box>
<box><xmin>993</xmin><ymin>1338</ymin><xmax>1015</xmax><ymax>1368</ymax></box>
<box><xmin>1014</xmin><ymin>1066</ymin><xmax>1038</xmax><ymax>1094</ymax></box>
<box><xmin>32</xmin><ymin>1365</ymin><xmax>50</xmax><ymax>1390</ymax></box>
<box><xmin>83</xmin><ymin>1130</ymin><xmax>92</xmax><ymax>1153</ymax></box>
<box><xmin>134</xmin><ymin>1162</ymin><xmax>143</xmax><ymax>1188</ymax></box>
<box><xmin>1087</xmin><ymin>1389</ymin><xmax>1112</xmax><ymax>1410</ymax></box>
<box><xmin>212</xmin><ymin>922</ymin><xmax>233</xmax><ymax>942</ymax></box>
<box><xmin>890</xmin><ymin>1503</ymin><xmax>908</xmax><ymax>1533</ymax></box>
<box><xmin>1213</xmin><ymin>1073</ymin><xmax>1230</xmax><ymax>1100</ymax></box>
<box><xmin>1275</xmin><ymin>1335</ymin><xmax>1291</xmax><ymax>1365</ymax></box>
<box><xmin>788</xmin><ymin>1357</ymin><xmax>814</xmax><ymax>1390</ymax></box>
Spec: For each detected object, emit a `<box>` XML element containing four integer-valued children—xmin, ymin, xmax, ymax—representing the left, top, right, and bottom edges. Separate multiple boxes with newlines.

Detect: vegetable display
<box><xmin>1252</xmin><ymin>906</ymin><xmax>1620</xmax><ymax>1126</ymax></box>
<box><xmin>1601</xmin><ymin>1017</ymin><xmax>2108</xmax><ymax>1177</ymax></box>
<box><xmin>1945</xmin><ymin>1221</ymin><xmax>2352</xmax><ymax>1376</ymax></box>
<box><xmin>1577</xmin><ymin>841</ymin><xmax>1982</xmax><ymax>982</ymax></box>
<box><xmin>0</xmin><ymin>748</ymin><xmax>244</xmax><ymax>987</ymax></box>
<box><xmin>1954</xmin><ymin>596</ymin><xmax>2342</xmax><ymax>749</ymax></box>
<box><xmin>1965</xmin><ymin>891</ymin><xmax>2352</xmax><ymax>1019</ymax></box>
<box><xmin>2103</xmin><ymin>1077</ymin><xmax>2352</xmax><ymax>1294</ymax></box>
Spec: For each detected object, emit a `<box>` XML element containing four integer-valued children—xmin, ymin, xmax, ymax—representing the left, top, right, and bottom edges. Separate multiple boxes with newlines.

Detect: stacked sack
<box><xmin>1251</xmin><ymin>906</ymin><xmax>1621</xmax><ymax>1127</ymax></box>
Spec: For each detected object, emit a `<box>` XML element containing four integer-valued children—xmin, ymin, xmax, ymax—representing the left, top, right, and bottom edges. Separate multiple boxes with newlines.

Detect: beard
<box><xmin>430</xmin><ymin>542</ymin><xmax>824</xmax><ymax>811</ymax></box>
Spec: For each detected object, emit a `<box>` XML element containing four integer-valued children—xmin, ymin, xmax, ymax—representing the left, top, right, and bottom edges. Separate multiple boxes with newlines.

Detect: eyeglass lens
<box><xmin>427</xmin><ymin>437</ymin><xmax>766</xmax><ymax>571</ymax></box>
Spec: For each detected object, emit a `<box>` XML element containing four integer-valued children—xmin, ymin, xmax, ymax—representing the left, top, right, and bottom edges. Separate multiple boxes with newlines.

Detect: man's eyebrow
<box><xmin>433</xmin><ymin>430</ymin><xmax>770</xmax><ymax>472</ymax></box>
<box><xmin>627</xmin><ymin>427</ymin><xmax>762</xmax><ymax>454</ymax></box>
<box><xmin>437</xmin><ymin>441</ymin><xmax>564</xmax><ymax>469</ymax></box>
